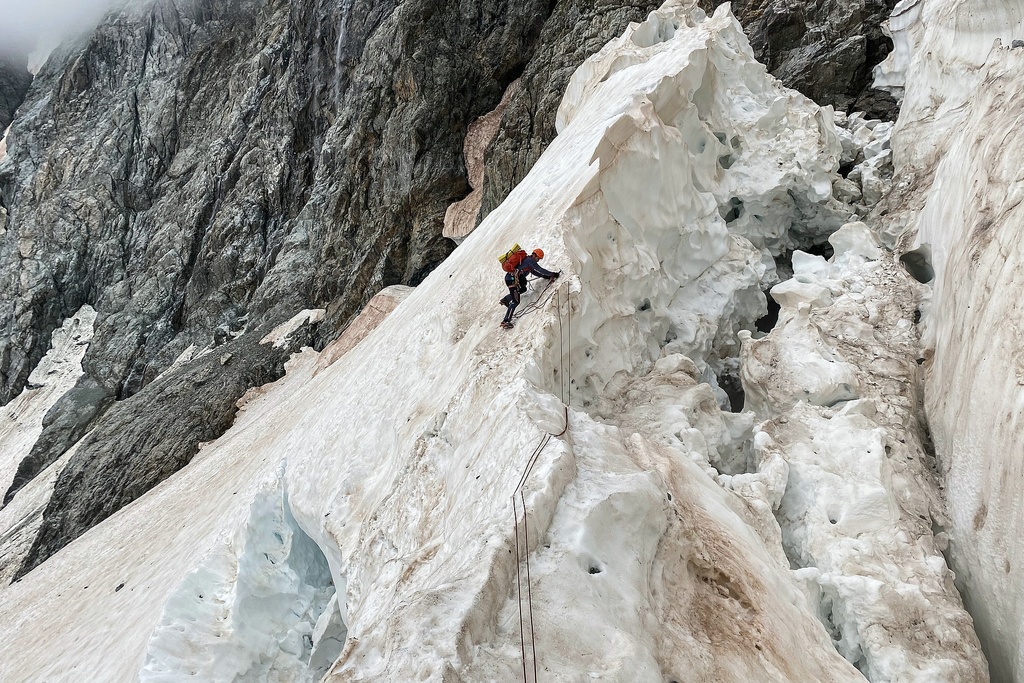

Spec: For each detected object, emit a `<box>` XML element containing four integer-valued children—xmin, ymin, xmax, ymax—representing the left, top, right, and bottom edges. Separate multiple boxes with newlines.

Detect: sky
<box><xmin>0</xmin><ymin>0</ymin><xmax>124</xmax><ymax>64</ymax></box>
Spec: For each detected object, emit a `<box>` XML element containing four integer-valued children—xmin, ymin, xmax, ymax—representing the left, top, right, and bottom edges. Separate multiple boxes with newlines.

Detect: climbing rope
<box><xmin>512</xmin><ymin>432</ymin><xmax>550</xmax><ymax>683</ymax></box>
<box><xmin>513</xmin><ymin>277</ymin><xmax>559</xmax><ymax>321</ymax></box>
<box><xmin>511</xmin><ymin>282</ymin><xmax>572</xmax><ymax>682</ymax></box>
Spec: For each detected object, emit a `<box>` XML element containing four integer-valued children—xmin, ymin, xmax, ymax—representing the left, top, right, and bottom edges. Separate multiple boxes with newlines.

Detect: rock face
<box><xmin>0</xmin><ymin>0</ymin><xmax>535</xmax><ymax>406</ymax></box>
<box><xmin>0</xmin><ymin>0</ymin><xmax>667</xmax><ymax>573</ymax></box>
<box><xmin>0</xmin><ymin>0</ymin><xmax>666</xmax><ymax>409</ymax></box>
<box><xmin>0</xmin><ymin>54</ymin><xmax>31</xmax><ymax>132</ymax></box>
<box><xmin>700</xmin><ymin>0</ymin><xmax>899</xmax><ymax>120</ymax></box>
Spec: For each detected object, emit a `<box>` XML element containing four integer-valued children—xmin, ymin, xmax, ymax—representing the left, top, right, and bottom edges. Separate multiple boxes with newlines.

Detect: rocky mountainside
<box><xmin>718</xmin><ymin>0</ymin><xmax>900</xmax><ymax>120</ymax></box>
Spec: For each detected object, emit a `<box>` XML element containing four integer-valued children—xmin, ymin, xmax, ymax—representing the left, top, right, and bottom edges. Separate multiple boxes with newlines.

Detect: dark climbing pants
<box><xmin>501</xmin><ymin>272</ymin><xmax>525</xmax><ymax>323</ymax></box>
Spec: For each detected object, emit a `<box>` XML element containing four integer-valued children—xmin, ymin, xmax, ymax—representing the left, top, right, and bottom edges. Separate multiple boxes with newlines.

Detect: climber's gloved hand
<box><xmin>553</xmin><ymin>271</ymin><xmax>561</xmax><ymax>279</ymax></box>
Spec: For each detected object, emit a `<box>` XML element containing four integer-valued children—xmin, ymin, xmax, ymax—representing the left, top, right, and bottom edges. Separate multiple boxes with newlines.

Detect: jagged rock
<box><xmin>13</xmin><ymin>317</ymin><xmax>319</xmax><ymax>579</ymax></box>
<box><xmin>700</xmin><ymin>0</ymin><xmax>900</xmax><ymax>120</ymax></box>
<box><xmin>0</xmin><ymin>0</ymin><xmax>577</xmax><ymax>408</ymax></box>
<box><xmin>0</xmin><ymin>54</ymin><xmax>31</xmax><ymax>132</ymax></box>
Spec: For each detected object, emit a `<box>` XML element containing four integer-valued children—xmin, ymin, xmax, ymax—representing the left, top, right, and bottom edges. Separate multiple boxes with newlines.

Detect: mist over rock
<box><xmin>0</xmin><ymin>54</ymin><xmax>31</xmax><ymax>132</ymax></box>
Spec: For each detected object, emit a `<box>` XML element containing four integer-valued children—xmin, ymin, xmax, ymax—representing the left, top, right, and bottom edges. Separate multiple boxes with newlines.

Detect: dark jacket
<box><xmin>517</xmin><ymin>255</ymin><xmax>557</xmax><ymax>279</ymax></box>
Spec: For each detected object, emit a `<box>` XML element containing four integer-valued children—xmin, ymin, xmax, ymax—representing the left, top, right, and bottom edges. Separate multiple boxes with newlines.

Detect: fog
<box><xmin>0</xmin><ymin>0</ymin><xmax>125</xmax><ymax>64</ymax></box>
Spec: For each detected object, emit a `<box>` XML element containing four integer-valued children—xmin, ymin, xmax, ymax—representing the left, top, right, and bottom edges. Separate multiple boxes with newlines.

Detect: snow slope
<box><xmin>0</xmin><ymin>2</ymin><xmax>987</xmax><ymax>682</ymax></box>
<box><xmin>0</xmin><ymin>306</ymin><xmax>95</xmax><ymax>584</ymax></box>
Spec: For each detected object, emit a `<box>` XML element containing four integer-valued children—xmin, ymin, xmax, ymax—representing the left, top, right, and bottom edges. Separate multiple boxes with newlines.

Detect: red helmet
<box><xmin>532</xmin><ymin>248</ymin><xmax>544</xmax><ymax>259</ymax></box>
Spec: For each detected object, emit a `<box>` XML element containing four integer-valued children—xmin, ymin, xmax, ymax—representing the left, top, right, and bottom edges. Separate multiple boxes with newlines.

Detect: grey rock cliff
<box><xmin>717</xmin><ymin>0</ymin><xmax>900</xmax><ymax>120</ymax></box>
<box><xmin>0</xmin><ymin>0</ymin><xmax>530</xmax><ymax>405</ymax></box>
<box><xmin>0</xmin><ymin>54</ymin><xmax>31</xmax><ymax>132</ymax></box>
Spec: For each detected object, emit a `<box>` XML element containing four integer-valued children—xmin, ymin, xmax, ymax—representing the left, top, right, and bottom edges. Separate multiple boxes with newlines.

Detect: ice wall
<box><xmin>0</xmin><ymin>2</ymin><xmax>989</xmax><ymax>681</ymax></box>
<box><xmin>140</xmin><ymin>473</ymin><xmax>343</xmax><ymax>683</ymax></box>
<box><xmin>873</xmin><ymin>1</ymin><xmax>1024</xmax><ymax>680</ymax></box>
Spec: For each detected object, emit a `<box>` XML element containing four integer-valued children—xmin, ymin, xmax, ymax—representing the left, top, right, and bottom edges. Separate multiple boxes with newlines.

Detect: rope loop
<box><xmin>511</xmin><ymin>279</ymin><xmax>573</xmax><ymax>682</ymax></box>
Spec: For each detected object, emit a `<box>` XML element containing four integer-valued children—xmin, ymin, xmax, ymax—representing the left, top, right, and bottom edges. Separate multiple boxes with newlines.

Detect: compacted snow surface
<box><xmin>0</xmin><ymin>1</ymin><xmax>995</xmax><ymax>682</ymax></box>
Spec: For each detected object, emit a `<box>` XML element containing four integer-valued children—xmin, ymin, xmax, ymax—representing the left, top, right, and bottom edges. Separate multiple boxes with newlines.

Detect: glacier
<box><xmin>0</xmin><ymin>0</ymin><xmax>1006</xmax><ymax>681</ymax></box>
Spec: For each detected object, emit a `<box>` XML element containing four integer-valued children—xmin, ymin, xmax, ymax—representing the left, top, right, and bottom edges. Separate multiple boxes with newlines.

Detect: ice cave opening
<box><xmin>899</xmin><ymin>246</ymin><xmax>934</xmax><ymax>284</ymax></box>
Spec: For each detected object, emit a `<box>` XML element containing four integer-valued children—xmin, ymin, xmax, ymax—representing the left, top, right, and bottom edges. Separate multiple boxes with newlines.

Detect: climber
<box><xmin>499</xmin><ymin>248</ymin><xmax>559</xmax><ymax>329</ymax></box>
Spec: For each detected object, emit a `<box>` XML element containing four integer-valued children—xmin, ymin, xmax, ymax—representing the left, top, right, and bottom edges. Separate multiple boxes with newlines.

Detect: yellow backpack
<box><xmin>498</xmin><ymin>243</ymin><xmax>526</xmax><ymax>273</ymax></box>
